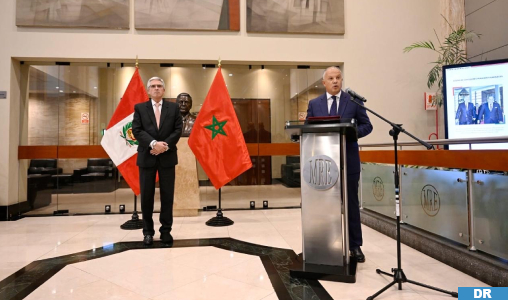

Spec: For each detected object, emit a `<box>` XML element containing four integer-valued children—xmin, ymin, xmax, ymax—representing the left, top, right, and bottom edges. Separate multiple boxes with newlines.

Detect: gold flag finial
<box><xmin>218</xmin><ymin>57</ymin><xmax>221</xmax><ymax>68</ymax></box>
<box><xmin>135</xmin><ymin>55</ymin><xmax>139</xmax><ymax>68</ymax></box>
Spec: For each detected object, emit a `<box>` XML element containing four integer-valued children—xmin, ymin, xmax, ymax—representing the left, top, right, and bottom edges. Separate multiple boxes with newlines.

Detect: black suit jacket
<box><xmin>132</xmin><ymin>100</ymin><xmax>183</xmax><ymax>168</ymax></box>
<box><xmin>477</xmin><ymin>102</ymin><xmax>503</xmax><ymax>124</ymax></box>
<box><xmin>306</xmin><ymin>92</ymin><xmax>373</xmax><ymax>174</ymax></box>
<box><xmin>455</xmin><ymin>102</ymin><xmax>476</xmax><ymax>124</ymax></box>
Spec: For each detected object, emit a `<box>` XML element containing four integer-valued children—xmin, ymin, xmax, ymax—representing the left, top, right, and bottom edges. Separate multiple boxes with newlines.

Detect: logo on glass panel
<box><xmin>302</xmin><ymin>155</ymin><xmax>339</xmax><ymax>190</ymax></box>
<box><xmin>421</xmin><ymin>184</ymin><xmax>440</xmax><ymax>216</ymax></box>
<box><xmin>373</xmin><ymin>177</ymin><xmax>384</xmax><ymax>201</ymax></box>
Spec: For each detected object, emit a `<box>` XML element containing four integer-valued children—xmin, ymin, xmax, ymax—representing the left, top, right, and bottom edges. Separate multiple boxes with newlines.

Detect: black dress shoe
<box><xmin>160</xmin><ymin>232</ymin><xmax>173</xmax><ymax>245</ymax></box>
<box><xmin>351</xmin><ymin>247</ymin><xmax>366</xmax><ymax>263</ymax></box>
<box><xmin>143</xmin><ymin>235</ymin><xmax>153</xmax><ymax>246</ymax></box>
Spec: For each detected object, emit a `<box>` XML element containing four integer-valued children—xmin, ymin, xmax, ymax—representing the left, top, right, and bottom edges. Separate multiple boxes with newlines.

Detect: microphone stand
<box><xmin>347</xmin><ymin>96</ymin><xmax>458</xmax><ymax>300</ymax></box>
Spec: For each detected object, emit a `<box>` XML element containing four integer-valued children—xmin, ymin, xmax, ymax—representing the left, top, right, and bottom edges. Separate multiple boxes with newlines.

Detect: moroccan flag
<box><xmin>188</xmin><ymin>67</ymin><xmax>252</xmax><ymax>189</ymax></box>
<box><xmin>101</xmin><ymin>68</ymin><xmax>148</xmax><ymax>195</ymax></box>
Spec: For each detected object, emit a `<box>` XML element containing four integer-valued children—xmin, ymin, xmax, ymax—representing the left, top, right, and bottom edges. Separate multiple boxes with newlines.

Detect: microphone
<box><xmin>345</xmin><ymin>88</ymin><xmax>367</xmax><ymax>102</ymax></box>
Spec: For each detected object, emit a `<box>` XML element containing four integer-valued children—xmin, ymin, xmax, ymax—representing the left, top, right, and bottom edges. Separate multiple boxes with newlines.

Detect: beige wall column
<box><xmin>440</xmin><ymin>0</ymin><xmax>466</xmax><ymax>37</ymax></box>
<box><xmin>438</xmin><ymin>0</ymin><xmax>466</xmax><ymax>140</ymax></box>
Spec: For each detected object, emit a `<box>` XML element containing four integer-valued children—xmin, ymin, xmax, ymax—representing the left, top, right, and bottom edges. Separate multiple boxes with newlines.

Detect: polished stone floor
<box><xmin>0</xmin><ymin>209</ymin><xmax>489</xmax><ymax>300</ymax></box>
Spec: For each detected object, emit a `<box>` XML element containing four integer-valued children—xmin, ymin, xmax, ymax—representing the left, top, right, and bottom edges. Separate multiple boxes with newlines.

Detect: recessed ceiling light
<box><xmin>94</xmin><ymin>87</ymin><xmax>97</xmax><ymax>89</ymax></box>
<box><xmin>59</xmin><ymin>90</ymin><xmax>63</xmax><ymax>93</ymax></box>
<box><xmin>55</xmin><ymin>87</ymin><xmax>59</xmax><ymax>89</ymax></box>
<box><xmin>229</xmin><ymin>74</ymin><xmax>233</xmax><ymax>76</ymax></box>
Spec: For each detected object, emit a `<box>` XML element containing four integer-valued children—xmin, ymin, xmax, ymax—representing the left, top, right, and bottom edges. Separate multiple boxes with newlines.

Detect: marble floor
<box><xmin>0</xmin><ymin>209</ymin><xmax>489</xmax><ymax>300</ymax></box>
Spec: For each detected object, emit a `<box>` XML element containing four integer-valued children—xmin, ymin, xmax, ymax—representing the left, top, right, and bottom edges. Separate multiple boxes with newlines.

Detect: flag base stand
<box><xmin>121</xmin><ymin>195</ymin><xmax>144</xmax><ymax>230</ymax></box>
<box><xmin>205</xmin><ymin>188</ymin><xmax>234</xmax><ymax>227</ymax></box>
<box><xmin>121</xmin><ymin>211</ymin><xmax>144</xmax><ymax>230</ymax></box>
<box><xmin>206</xmin><ymin>209</ymin><xmax>234</xmax><ymax>226</ymax></box>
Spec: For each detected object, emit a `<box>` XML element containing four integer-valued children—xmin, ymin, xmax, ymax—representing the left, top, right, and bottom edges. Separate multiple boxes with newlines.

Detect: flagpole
<box><xmin>206</xmin><ymin>187</ymin><xmax>234</xmax><ymax>226</ymax></box>
<box><xmin>120</xmin><ymin>55</ymin><xmax>144</xmax><ymax>230</ymax></box>
<box><xmin>120</xmin><ymin>194</ymin><xmax>144</xmax><ymax>230</ymax></box>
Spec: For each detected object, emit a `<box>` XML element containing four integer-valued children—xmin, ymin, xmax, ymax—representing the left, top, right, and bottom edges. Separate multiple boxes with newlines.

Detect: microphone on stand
<box><xmin>345</xmin><ymin>88</ymin><xmax>368</xmax><ymax>102</ymax></box>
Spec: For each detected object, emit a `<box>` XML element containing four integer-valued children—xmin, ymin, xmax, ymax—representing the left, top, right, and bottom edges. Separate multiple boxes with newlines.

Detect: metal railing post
<box><xmin>467</xmin><ymin>169</ymin><xmax>477</xmax><ymax>251</ymax></box>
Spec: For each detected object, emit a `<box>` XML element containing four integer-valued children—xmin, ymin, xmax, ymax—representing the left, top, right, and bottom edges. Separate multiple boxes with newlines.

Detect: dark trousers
<box><xmin>139</xmin><ymin>163</ymin><xmax>175</xmax><ymax>236</ymax></box>
<box><xmin>347</xmin><ymin>172</ymin><xmax>362</xmax><ymax>250</ymax></box>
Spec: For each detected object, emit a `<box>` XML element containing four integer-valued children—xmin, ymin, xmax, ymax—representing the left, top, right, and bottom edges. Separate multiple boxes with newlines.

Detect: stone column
<box><xmin>440</xmin><ymin>0</ymin><xmax>466</xmax><ymax>39</ymax></box>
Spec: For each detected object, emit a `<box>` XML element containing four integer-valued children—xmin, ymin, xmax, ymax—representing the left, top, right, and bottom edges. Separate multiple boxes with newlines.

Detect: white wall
<box><xmin>0</xmin><ymin>0</ymin><xmax>442</xmax><ymax>206</ymax></box>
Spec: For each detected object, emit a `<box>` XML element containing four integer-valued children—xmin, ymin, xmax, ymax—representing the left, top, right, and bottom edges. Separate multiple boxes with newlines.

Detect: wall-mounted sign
<box><xmin>81</xmin><ymin>112</ymin><xmax>89</xmax><ymax>124</ymax></box>
<box><xmin>424</xmin><ymin>92</ymin><xmax>437</xmax><ymax>111</ymax></box>
<box><xmin>0</xmin><ymin>91</ymin><xmax>6</xmax><ymax>99</ymax></box>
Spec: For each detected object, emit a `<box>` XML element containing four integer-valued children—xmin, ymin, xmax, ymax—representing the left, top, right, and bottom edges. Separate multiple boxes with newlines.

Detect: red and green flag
<box><xmin>188</xmin><ymin>67</ymin><xmax>252</xmax><ymax>189</ymax></box>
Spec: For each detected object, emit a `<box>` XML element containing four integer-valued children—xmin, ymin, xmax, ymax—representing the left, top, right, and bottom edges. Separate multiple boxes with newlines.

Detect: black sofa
<box><xmin>28</xmin><ymin>159</ymin><xmax>62</xmax><ymax>176</ymax></box>
<box><xmin>25</xmin><ymin>159</ymin><xmax>60</xmax><ymax>209</ymax></box>
<box><xmin>72</xmin><ymin>158</ymin><xmax>117</xmax><ymax>193</ymax></box>
<box><xmin>281</xmin><ymin>155</ymin><xmax>300</xmax><ymax>187</ymax></box>
<box><xmin>27</xmin><ymin>174</ymin><xmax>52</xmax><ymax>209</ymax></box>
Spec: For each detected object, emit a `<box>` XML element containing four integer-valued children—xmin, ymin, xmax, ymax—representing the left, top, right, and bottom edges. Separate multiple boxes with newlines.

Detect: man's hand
<box><xmin>150</xmin><ymin>141</ymin><xmax>169</xmax><ymax>155</ymax></box>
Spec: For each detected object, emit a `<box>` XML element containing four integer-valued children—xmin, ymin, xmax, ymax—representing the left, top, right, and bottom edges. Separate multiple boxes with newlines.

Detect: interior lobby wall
<box><xmin>0</xmin><ymin>0</ymin><xmax>443</xmax><ymax>206</ymax></box>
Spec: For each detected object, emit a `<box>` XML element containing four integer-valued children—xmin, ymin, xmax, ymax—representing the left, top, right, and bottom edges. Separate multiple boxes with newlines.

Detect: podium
<box><xmin>285</xmin><ymin>119</ymin><xmax>358</xmax><ymax>283</ymax></box>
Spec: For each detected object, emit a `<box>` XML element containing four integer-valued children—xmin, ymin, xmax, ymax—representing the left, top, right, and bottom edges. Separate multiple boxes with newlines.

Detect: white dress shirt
<box><xmin>326</xmin><ymin>91</ymin><xmax>341</xmax><ymax>115</ymax></box>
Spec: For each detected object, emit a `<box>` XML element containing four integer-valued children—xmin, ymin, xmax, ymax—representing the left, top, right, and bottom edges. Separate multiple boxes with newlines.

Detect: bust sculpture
<box><xmin>176</xmin><ymin>92</ymin><xmax>196</xmax><ymax>137</ymax></box>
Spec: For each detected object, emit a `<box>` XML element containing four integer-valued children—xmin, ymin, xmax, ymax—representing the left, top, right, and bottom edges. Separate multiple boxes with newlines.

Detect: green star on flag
<box><xmin>204</xmin><ymin>115</ymin><xmax>227</xmax><ymax>139</ymax></box>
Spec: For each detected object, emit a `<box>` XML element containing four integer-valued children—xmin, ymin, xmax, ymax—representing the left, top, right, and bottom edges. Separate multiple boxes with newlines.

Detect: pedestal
<box><xmin>174</xmin><ymin>138</ymin><xmax>200</xmax><ymax>216</ymax></box>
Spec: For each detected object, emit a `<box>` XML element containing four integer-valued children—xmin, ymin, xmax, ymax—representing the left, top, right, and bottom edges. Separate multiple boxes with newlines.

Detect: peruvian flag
<box><xmin>101</xmin><ymin>68</ymin><xmax>148</xmax><ymax>195</ymax></box>
<box><xmin>188</xmin><ymin>67</ymin><xmax>252</xmax><ymax>189</ymax></box>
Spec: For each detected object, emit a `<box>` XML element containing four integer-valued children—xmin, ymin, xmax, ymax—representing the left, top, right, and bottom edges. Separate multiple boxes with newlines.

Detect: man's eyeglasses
<box><xmin>150</xmin><ymin>84</ymin><xmax>164</xmax><ymax>89</ymax></box>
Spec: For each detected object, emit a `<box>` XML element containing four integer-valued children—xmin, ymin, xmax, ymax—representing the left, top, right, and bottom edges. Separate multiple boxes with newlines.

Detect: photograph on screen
<box><xmin>453</xmin><ymin>86</ymin><xmax>504</xmax><ymax>126</ymax></box>
<box><xmin>443</xmin><ymin>59</ymin><xmax>508</xmax><ymax>150</ymax></box>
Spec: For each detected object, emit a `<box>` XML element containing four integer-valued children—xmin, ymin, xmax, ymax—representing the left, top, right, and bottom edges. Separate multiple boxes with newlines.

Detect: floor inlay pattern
<box><xmin>0</xmin><ymin>238</ymin><xmax>333</xmax><ymax>300</ymax></box>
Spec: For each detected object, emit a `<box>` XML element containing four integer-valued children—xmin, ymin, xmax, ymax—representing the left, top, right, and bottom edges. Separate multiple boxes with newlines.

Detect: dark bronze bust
<box><xmin>176</xmin><ymin>93</ymin><xmax>196</xmax><ymax>137</ymax></box>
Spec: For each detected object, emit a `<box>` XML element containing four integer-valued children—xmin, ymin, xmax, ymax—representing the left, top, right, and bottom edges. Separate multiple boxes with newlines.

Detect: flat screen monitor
<box><xmin>443</xmin><ymin>59</ymin><xmax>508</xmax><ymax>150</ymax></box>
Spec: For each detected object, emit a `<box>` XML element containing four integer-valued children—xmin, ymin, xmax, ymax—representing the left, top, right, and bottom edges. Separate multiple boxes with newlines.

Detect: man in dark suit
<box><xmin>306</xmin><ymin>66</ymin><xmax>373</xmax><ymax>262</ymax></box>
<box><xmin>455</xmin><ymin>95</ymin><xmax>476</xmax><ymax>125</ymax></box>
<box><xmin>132</xmin><ymin>77</ymin><xmax>183</xmax><ymax>246</ymax></box>
<box><xmin>477</xmin><ymin>95</ymin><xmax>504</xmax><ymax>124</ymax></box>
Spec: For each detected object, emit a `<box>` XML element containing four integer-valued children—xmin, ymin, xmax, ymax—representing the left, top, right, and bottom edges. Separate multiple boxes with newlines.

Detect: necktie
<box><xmin>489</xmin><ymin>104</ymin><xmax>493</xmax><ymax>111</ymax></box>
<box><xmin>155</xmin><ymin>102</ymin><xmax>161</xmax><ymax>128</ymax></box>
<box><xmin>330</xmin><ymin>95</ymin><xmax>338</xmax><ymax>116</ymax></box>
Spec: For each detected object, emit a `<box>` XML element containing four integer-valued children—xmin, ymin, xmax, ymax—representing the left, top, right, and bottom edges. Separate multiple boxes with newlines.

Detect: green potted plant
<box><xmin>404</xmin><ymin>17</ymin><xmax>480</xmax><ymax>106</ymax></box>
